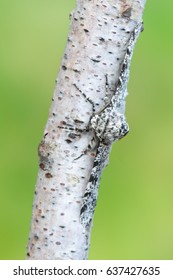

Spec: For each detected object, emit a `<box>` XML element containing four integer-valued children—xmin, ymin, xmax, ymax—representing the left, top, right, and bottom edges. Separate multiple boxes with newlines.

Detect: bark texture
<box><xmin>27</xmin><ymin>0</ymin><xmax>146</xmax><ymax>260</ymax></box>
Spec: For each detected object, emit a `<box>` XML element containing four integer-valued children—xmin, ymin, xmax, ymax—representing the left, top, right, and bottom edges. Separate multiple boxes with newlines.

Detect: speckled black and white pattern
<box><xmin>80</xmin><ymin>22</ymin><xmax>143</xmax><ymax>227</ymax></box>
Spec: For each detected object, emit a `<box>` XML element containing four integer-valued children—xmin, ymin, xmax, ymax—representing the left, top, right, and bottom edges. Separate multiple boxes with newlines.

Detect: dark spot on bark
<box><xmin>26</xmin><ymin>252</ymin><xmax>30</xmax><ymax>257</ymax></box>
<box><xmin>74</xmin><ymin>17</ymin><xmax>78</xmax><ymax>21</ymax></box>
<box><xmin>34</xmin><ymin>235</ymin><xmax>39</xmax><ymax>240</ymax></box>
<box><xmin>45</xmin><ymin>173</ymin><xmax>53</xmax><ymax>178</ymax></box>
<box><xmin>73</xmin><ymin>69</ymin><xmax>80</xmax><ymax>73</ymax></box>
<box><xmin>71</xmin><ymin>250</ymin><xmax>76</xmax><ymax>253</ymax></box>
<box><xmin>60</xmin><ymin>120</ymin><xmax>67</xmax><ymax>125</ymax></box>
<box><xmin>51</xmin><ymin>188</ymin><xmax>56</xmax><ymax>191</ymax></box>
<box><xmin>60</xmin><ymin>182</ymin><xmax>65</xmax><ymax>186</ymax></box>
<box><xmin>59</xmin><ymin>225</ymin><xmax>65</xmax><ymax>229</ymax></box>
<box><xmin>39</xmin><ymin>163</ymin><xmax>45</xmax><ymax>170</ymax></box>
<box><xmin>58</xmin><ymin>97</ymin><xmax>62</xmax><ymax>100</ymax></box>
<box><xmin>99</xmin><ymin>37</ymin><xmax>105</xmax><ymax>42</ymax></box>
<box><xmin>49</xmin><ymin>233</ymin><xmax>54</xmax><ymax>236</ymax></box>
<box><xmin>41</xmin><ymin>215</ymin><xmax>45</xmax><ymax>219</ymax></box>
<box><xmin>56</xmin><ymin>241</ymin><xmax>61</xmax><ymax>245</ymax></box>
<box><xmin>34</xmin><ymin>191</ymin><xmax>37</xmax><ymax>195</ymax></box>
<box><xmin>74</xmin><ymin>119</ymin><xmax>84</xmax><ymax>124</ymax></box>
<box><xmin>43</xmin><ymin>228</ymin><xmax>48</xmax><ymax>231</ymax></box>
<box><xmin>91</xmin><ymin>58</ymin><xmax>100</xmax><ymax>63</ymax></box>
<box><xmin>60</xmin><ymin>213</ymin><xmax>65</xmax><ymax>216</ymax></box>
<box><xmin>84</xmin><ymin>28</ymin><xmax>89</xmax><ymax>33</ymax></box>
<box><xmin>65</xmin><ymin>139</ymin><xmax>72</xmax><ymax>144</ymax></box>
<box><xmin>62</xmin><ymin>65</ymin><xmax>67</xmax><ymax>70</ymax></box>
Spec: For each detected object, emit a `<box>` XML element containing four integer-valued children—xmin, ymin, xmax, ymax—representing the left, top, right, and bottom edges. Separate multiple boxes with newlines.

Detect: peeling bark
<box><xmin>26</xmin><ymin>0</ymin><xmax>146</xmax><ymax>260</ymax></box>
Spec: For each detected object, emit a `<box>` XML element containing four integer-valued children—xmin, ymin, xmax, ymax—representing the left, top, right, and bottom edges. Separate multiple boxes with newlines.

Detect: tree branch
<box><xmin>26</xmin><ymin>0</ymin><xmax>146</xmax><ymax>260</ymax></box>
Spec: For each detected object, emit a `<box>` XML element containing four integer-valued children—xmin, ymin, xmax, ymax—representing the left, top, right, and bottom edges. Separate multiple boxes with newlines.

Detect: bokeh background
<box><xmin>0</xmin><ymin>1</ymin><xmax>173</xmax><ymax>260</ymax></box>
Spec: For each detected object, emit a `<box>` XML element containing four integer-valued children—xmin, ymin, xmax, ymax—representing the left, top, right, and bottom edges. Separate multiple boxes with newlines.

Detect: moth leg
<box><xmin>73</xmin><ymin>83</ymin><xmax>96</xmax><ymax>114</ymax></box>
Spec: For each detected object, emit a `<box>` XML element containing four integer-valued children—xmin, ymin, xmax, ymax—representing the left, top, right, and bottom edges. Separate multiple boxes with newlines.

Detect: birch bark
<box><xmin>26</xmin><ymin>0</ymin><xmax>146</xmax><ymax>260</ymax></box>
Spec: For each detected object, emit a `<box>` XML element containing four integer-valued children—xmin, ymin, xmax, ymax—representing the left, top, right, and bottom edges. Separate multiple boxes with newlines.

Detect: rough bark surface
<box><xmin>27</xmin><ymin>0</ymin><xmax>146</xmax><ymax>260</ymax></box>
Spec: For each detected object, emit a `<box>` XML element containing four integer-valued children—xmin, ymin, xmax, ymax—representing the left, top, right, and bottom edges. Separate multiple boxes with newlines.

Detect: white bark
<box><xmin>27</xmin><ymin>0</ymin><xmax>146</xmax><ymax>260</ymax></box>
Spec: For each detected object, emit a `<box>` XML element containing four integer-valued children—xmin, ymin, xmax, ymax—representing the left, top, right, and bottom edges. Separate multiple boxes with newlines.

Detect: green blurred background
<box><xmin>0</xmin><ymin>1</ymin><xmax>173</xmax><ymax>260</ymax></box>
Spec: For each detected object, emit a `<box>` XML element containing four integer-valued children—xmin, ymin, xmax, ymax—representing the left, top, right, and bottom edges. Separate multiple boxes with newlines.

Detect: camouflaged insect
<box><xmin>80</xmin><ymin>22</ymin><xmax>143</xmax><ymax>227</ymax></box>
